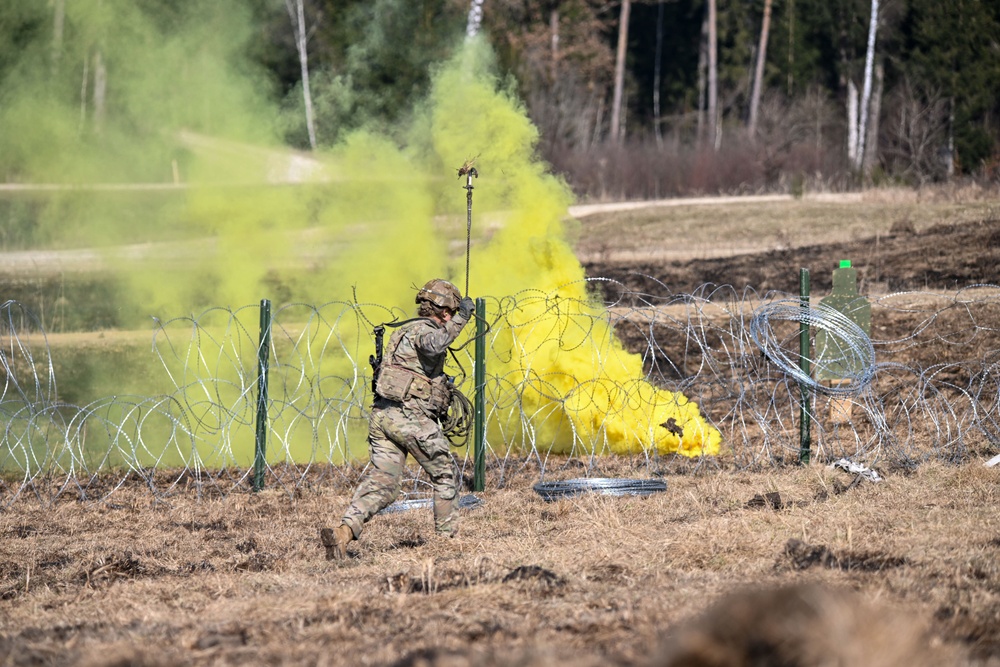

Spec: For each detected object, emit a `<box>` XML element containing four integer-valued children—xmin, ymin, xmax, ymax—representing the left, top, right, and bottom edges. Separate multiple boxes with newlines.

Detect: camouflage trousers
<box><xmin>341</xmin><ymin>403</ymin><xmax>460</xmax><ymax>538</ymax></box>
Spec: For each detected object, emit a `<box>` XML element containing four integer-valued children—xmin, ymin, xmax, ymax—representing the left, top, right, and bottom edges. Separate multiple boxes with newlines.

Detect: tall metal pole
<box><xmin>798</xmin><ymin>269</ymin><xmax>812</xmax><ymax>464</ymax></box>
<box><xmin>254</xmin><ymin>298</ymin><xmax>271</xmax><ymax>491</ymax></box>
<box><xmin>463</xmin><ymin>168</ymin><xmax>477</xmax><ymax>297</ymax></box>
<box><xmin>473</xmin><ymin>297</ymin><xmax>486</xmax><ymax>492</ymax></box>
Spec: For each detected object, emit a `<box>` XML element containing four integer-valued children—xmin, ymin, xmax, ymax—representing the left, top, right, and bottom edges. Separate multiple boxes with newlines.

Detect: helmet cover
<box><xmin>416</xmin><ymin>279</ymin><xmax>461</xmax><ymax>310</ymax></box>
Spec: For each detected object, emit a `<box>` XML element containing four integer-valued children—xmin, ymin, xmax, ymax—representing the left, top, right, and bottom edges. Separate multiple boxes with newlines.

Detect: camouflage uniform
<box><xmin>341</xmin><ymin>311</ymin><xmax>470</xmax><ymax>538</ymax></box>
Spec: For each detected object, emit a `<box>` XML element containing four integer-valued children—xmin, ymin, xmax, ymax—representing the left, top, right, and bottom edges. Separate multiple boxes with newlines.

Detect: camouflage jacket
<box><xmin>374</xmin><ymin>312</ymin><xmax>469</xmax><ymax>413</ymax></box>
<box><xmin>386</xmin><ymin>313</ymin><xmax>468</xmax><ymax>378</ymax></box>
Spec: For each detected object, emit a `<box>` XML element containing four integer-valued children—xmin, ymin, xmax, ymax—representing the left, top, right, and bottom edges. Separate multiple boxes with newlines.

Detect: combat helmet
<box><xmin>416</xmin><ymin>279</ymin><xmax>461</xmax><ymax>310</ymax></box>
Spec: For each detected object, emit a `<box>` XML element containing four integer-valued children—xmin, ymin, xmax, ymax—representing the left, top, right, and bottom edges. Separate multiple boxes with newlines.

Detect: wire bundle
<box><xmin>378</xmin><ymin>493</ymin><xmax>483</xmax><ymax>514</ymax></box>
<box><xmin>748</xmin><ymin>300</ymin><xmax>876</xmax><ymax>394</ymax></box>
<box><xmin>441</xmin><ymin>385</ymin><xmax>474</xmax><ymax>446</ymax></box>
<box><xmin>532</xmin><ymin>477</ymin><xmax>667</xmax><ymax>501</ymax></box>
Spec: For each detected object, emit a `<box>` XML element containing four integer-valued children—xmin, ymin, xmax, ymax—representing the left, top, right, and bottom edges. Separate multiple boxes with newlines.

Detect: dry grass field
<box><xmin>2</xmin><ymin>459</ymin><xmax>1000</xmax><ymax>666</ymax></box>
<box><xmin>3</xmin><ymin>187</ymin><xmax>1000</xmax><ymax>666</ymax></box>
<box><xmin>570</xmin><ymin>186</ymin><xmax>1000</xmax><ymax>266</ymax></box>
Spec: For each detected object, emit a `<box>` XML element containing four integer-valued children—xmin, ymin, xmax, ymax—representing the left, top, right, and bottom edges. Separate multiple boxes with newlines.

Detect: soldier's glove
<box><xmin>458</xmin><ymin>296</ymin><xmax>475</xmax><ymax>320</ymax></box>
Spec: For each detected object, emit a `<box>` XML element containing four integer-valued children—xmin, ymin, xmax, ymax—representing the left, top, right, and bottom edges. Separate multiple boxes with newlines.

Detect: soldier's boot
<box><xmin>434</xmin><ymin>493</ymin><xmax>459</xmax><ymax>537</ymax></box>
<box><xmin>320</xmin><ymin>524</ymin><xmax>354</xmax><ymax>561</ymax></box>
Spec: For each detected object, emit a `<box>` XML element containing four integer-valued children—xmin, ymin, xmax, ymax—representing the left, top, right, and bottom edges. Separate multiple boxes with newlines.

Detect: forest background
<box><xmin>1</xmin><ymin>0</ymin><xmax>998</xmax><ymax>214</ymax></box>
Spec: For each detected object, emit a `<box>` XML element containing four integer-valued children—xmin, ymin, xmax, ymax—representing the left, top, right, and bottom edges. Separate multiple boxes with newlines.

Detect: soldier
<box><xmin>321</xmin><ymin>279</ymin><xmax>475</xmax><ymax>560</ymax></box>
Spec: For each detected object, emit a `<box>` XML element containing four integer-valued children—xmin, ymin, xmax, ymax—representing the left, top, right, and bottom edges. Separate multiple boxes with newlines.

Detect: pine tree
<box><xmin>901</xmin><ymin>0</ymin><xmax>1000</xmax><ymax>174</ymax></box>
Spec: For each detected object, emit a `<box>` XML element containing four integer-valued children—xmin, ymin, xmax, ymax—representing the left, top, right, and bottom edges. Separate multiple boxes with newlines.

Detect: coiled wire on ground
<box><xmin>441</xmin><ymin>385</ymin><xmax>474</xmax><ymax>445</ymax></box>
<box><xmin>749</xmin><ymin>300</ymin><xmax>876</xmax><ymax>394</ymax></box>
<box><xmin>532</xmin><ymin>478</ymin><xmax>667</xmax><ymax>501</ymax></box>
<box><xmin>378</xmin><ymin>493</ymin><xmax>483</xmax><ymax>514</ymax></box>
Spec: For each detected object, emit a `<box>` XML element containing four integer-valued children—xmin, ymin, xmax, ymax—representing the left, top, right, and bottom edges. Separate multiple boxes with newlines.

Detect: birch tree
<box><xmin>466</xmin><ymin>0</ymin><xmax>485</xmax><ymax>39</ymax></box>
<box><xmin>653</xmin><ymin>0</ymin><xmax>664</xmax><ymax>146</ymax></box>
<box><xmin>863</xmin><ymin>61</ymin><xmax>883</xmax><ymax>173</ymax></box>
<box><xmin>92</xmin><ymin>50</ymin><xmax>106</xmax><ymax>133</ymax></box>
<box><xmin>52</xmin><ymin>0</ymin><xmax>65</xmax><ymax>73</ymax></box>
<box><xmin>847</xmin><ymin>80</ymin><xmax>858</xmax><ymax>166</ymax></box>
<box><xmin>697</xmin><ymin>13</ymin><xmax>707</xmax><ymax>144</ymax></box>
<box><xmin>707</xmin><ymin>0</ymin><xmax>718</xmax><ymax>149</ymax></box>
<box><xmin>747</xmin><ymin>0</ymin><xmax>773</xmax><ymax>139</ymax></box>
<box><xmin>610</xmin><ymin>0</ymin><xmax>631</xmax><ymax>143</ymax></box>
<box><xmin>853</xmin><ymin>0</ymin><xmax>878</xmax><ymax>170</ymax></box>
<box><xmin>285</xmin><ymin>0</ymin><xmax>316</xmax><ymax>151</ymax></box>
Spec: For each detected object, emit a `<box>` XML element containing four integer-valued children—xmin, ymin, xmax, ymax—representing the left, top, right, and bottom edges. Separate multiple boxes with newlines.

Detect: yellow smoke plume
<box><xmin>421</xmin><ymin>40</ymin><xmax>721</xmax><ymax>457</ymax></box>
<box><xmin>1</xmin><ymin>5</ymin><xmax>720</xmax><ymax>460</ymax></box>
<box><xmin>122</xmin><ymin>36</ymin><xmax>723</xmax><ymax>460</ymax></box>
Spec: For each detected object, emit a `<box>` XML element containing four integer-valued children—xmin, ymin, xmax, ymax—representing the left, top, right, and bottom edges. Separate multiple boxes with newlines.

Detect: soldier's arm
<box><xmin>415</xmin><ymin>316</ymin><xmax>468</xmax><ymax>356</ymax></box>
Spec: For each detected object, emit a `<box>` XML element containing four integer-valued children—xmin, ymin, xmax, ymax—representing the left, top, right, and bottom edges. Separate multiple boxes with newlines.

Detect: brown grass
<box><xmin>570</xmin><ymin>192</ymin><xmax>1000</xmax><ymax>264</ymax></box>
<box><xmin>3</xmin><ymin>459</ymin><xmax>1000</xmax><ymax>666</ymax></box>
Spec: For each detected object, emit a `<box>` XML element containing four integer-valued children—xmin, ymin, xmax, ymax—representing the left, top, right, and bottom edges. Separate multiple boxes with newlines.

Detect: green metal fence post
<box><xmin>799</xmin><ymin>269</ymin><xmax>812</xmax><ymax>464</ymax></box>
<box><xmin>473</xmin><ymin>297</ymin><xmax>486</xmax><ymax>492</ymax></box>
<box><xmin>254</xmin><ymin>298</ymin><xmax>271</xmax><ymax>491</ymax></box>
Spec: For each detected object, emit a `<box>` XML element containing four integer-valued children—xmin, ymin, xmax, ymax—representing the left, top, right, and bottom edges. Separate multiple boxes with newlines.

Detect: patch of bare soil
<box><xmin>584</xmin><ymin>216</ymin><xmax>1000</xmax><ymax>295</ymax></box>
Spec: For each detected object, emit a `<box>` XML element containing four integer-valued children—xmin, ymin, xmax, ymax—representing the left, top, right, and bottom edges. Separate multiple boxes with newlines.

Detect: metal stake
<box><xmin>254</xmin><ymin>298</ymin><xmax>272</xmax><ymax>491</ymax></box>
<box><xmin>799</xmin><ymin>269</ymin><xmax>812</xmax><ymax>464</ymax></box>
<box><xmin>473</xmin><ymin>297</ymin><xmax>486</xmax><ymax>491</ymax></box>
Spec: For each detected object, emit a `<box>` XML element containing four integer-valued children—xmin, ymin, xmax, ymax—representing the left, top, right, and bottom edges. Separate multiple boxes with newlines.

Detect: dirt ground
<box><xmin>2</xmin><ymin>197</ymin><xmax>1000</xmax><ymax>666</ymax></box>
<box><xmin>584</xmin><ymin>213</ymin><xmax>1000</xmax><ymax>296</ymax></box>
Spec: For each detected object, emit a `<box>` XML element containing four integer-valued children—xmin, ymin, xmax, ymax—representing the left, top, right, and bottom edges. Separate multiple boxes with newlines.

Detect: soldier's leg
<box><xmin>340</xmin><ymin>409</ymin><xmax>407</xmax><ymax>539</ymax></box>
<box><xmin>398</xmin><ymin>418</ymin><xmax>460</xmax><ymax>536</ymax></box>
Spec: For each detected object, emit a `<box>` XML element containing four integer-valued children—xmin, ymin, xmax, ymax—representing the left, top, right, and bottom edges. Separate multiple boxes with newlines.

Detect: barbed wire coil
<box><xmin>749</xmin><ymin>300</ymin><xmax>876</xmax><ymax>394</ymax></box>
<box><xmin>532</xmin><ymin>478</ymin><xmax>667</xmax><ymax>502</ymax></box>
<box><xmin>378</xmin><ymin>493</ymin><xmax>484</xmax><ymax>515</ymax></box>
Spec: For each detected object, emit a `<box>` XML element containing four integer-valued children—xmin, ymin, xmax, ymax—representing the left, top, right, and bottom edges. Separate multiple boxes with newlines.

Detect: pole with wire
<box><xmin>798</xmin><ymin>268</ymin><xmax>812</xmax><ymax>464</ymax></box>
<box><xmin>253</xmin><ymin>298</ymin><xmax>271</xmax><ymax>491</ymax></box>
<box><xmin>457</xmin><ymin>160</ymin><xmax>484</xmax><ymax>489</ymax></box>
<box><xmin>462</xmin><ymin>166</ymin><xmax>478</xmax><ymax>296</ymax></box>
<box><xmin>473</xmin><ymin>297</ymin><xmax>486</xmax><ymax>491</ymax></box>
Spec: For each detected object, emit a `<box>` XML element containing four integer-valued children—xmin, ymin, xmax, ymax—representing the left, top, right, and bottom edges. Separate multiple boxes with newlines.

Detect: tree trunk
<box><xmin>79</xmin><ymin>54</ymin><xmax>89</xmax><ymax>132</ymax></box>
<box><xmin>286</xmin><ymin>0</ymin><xmax>316</xmax><ymax>151</ymax></box>
<box><xmin>466</xmin><ymin>0</ymin><xmax>485</xmax><ymax>39</ymax></box>
<box><xmin>592</xmin><ymin>93</ymin><xmax>605</xmax><ymax>146</ymax></box>
<box><xmin>787</xmin><ymin>0</ymin><xmax>794</xmax><ymax>95</ymax></box>
<box><xmin>707</xmin><ymin>0</ymin><xmax>718</xmax><ymax>150</ymax></box>
<box><xmin>814</xmin><ymin>88</ymin><xmax>822</xmax><ymax>159</ymax></box>
<box><xmin>93</xmin><ymin>50</ymin><xmax>106</xmax><ymax>135</ymax></box>
<box><xmin>945</xmin><ymin>98</ymin><xmax>955</xmax><ymax>178</ymax></box>
<box><xmin>610</xmin><ymin>0</ymin><xmax>631</xmax><ymax>144</ymax></box>
<box><xmin>748</xmin><ymin>0</ymin><xmax>773</xmax><ymax>139</ymax></box>
<box><xmin>653</xmin><ymin>1</ymin><xmax>664</xmax><ymax>147</ymax></box>
<box><xmin>847</xmin><ymin>79</ymin><xmax>858</xmax><ymax>165</ymax></box>
<box><xmin>856</xmin><ymin>0</ymin><xmax>879</xmax><ymax>169</ymax></box>
<box><xmin>863</xmin><ymin>61</ymin><xmax>883</xmax><ymax>175</ymax></box>
<box><xmin>697</xmin><ymin>13</ymin><xmax>707</xmax><ymax>145</ymax></box>
<box><xmin>52</xmin><ymin>0</ymin><xmax>65</xmax><ymax>73</ymax></box>
<box><xmin>550</xmin><ymin>9</ymin><xmax>559</xmax><ymax>82</ymax></box>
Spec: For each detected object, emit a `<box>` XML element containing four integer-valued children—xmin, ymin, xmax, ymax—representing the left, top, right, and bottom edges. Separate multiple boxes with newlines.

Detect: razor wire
<box><xmin>532</xmin><ymin>478</ymin><xmax>668</xmax><ymax>501</ymax></box>
<box><xmin>2</xmin><ymin>281</ymin><xmax>999</xmax><ymax>506</ymax></box>
<box><xmin>748</xmin><ymin>300</ymin><xmax>877</xmax><ymax>394</ymax></box>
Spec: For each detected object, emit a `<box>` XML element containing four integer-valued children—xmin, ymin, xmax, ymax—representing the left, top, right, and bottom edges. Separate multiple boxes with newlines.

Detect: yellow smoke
<box><xmin>112</xmin><ymin>36</ymin><xmax>724</xmax><ymax>460</ymax></box>
<box><xmin>1</xmin><ymin>6</ymin><xmax>720</xmax><ymax>459</ymax></box>
<box><xmin>419</xmin><ymin>40</ymin><xmax>721</xmax><ymax>457</ymax></box>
